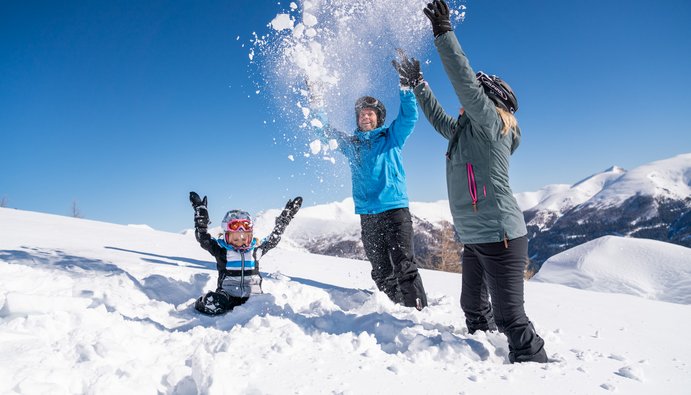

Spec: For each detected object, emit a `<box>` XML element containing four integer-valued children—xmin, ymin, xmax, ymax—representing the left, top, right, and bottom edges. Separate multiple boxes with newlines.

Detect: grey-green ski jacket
<box><xmin>413</xmin><ymin>31</ymin><xmax>527</xmax><ymax>244</ymax></box>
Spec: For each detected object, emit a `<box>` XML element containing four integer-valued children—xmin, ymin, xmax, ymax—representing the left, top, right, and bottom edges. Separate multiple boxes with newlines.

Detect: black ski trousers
<box><xmin>360</xmin><ymin>208</ymin><xmax>428</xmax><ymax>309</ymax></box>
<box><xmin>461</xmin><ymin>236</ymin><xmax>547</xmax><ymax>363</ymax></box>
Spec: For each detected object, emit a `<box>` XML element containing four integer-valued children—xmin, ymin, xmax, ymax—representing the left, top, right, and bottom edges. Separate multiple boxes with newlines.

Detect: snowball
<box><xmin>288</xmin><ymin>155</ymin><xmax>295</xmax><ymax>161</ymax></box>
<box><xmin>310</xmin><ymin>118</ymin><xmax>323</xmax><ymax>128</ymax></box>
<box><xmin>309</xmin><ymin>140</ymin><xmax>322</xmax><ymax>155</ymax></box>
<box><xmin>303</xmin><ymin>13</ymin><xmax>318</xmax><ymax>27</ymax></box>
<box><xmin>270</xmin><ymin>14</ymin><xmax>294</xmax><ymax>31</ymax></box>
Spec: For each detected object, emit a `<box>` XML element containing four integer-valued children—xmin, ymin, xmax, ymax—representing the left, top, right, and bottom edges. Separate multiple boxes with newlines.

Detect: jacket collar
<box><xmin>354</xmin><ymin>126</ymin><xmax>386</xmax><ymax>141</ymax></box>
<box><xmin>216</xmin><ymin>237</ymin><xmax>257</xmax><ymax>252</ymax></box>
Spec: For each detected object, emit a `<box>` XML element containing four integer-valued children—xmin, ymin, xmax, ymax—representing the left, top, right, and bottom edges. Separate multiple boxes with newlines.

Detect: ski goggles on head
<box><xmin>226</xmin><ymin>219</ymin><xmax>253</xmax><ymax>233</ymax></box>
<box><xmin>355</xmin><ymin>96</ymin><xmax>380</xmax><ymax>109</ymax></box>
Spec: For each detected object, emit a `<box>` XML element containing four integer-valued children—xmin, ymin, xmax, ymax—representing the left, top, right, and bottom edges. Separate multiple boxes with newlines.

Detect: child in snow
<box><xmin>189</xmin><ymin>191</ymin><xmax>302</xmax><ymax>315</ymax></box>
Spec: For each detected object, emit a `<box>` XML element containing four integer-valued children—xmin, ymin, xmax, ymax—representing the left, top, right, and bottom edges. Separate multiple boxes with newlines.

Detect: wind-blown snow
<box><xmin>2</xmin><ymin>207</ymin><xmax>691</xmax><ymax>393</ymax></box>
<box><xmin>533</xmin><ymin>236</ymin><xmax>691</xmax><ymax>304</ymax></box>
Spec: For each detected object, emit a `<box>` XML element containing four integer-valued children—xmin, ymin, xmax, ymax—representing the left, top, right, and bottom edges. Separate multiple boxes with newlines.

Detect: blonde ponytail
<box><xmin>497</xmin><ymin>106</ymin><xmax>518</xmax><ymax>137</ymax></box>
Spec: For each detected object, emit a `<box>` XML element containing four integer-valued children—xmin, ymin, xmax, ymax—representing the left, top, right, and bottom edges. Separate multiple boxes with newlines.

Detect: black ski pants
<box><xmin>360</xmin><ymin>208</ymin><xmax>428</xmax><ymax>309</ymax></box>
<box><xmin>461</xmin><ymin>236</ymin><xmax>547</xmax><ymax>363</ymax></box>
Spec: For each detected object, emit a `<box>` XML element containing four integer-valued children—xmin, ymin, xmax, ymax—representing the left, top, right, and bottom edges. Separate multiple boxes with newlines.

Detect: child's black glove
<box><xmin>189</xmin><ymin>191</ymin><xmax>209</xmax><ymax>230</ymax></box>
<box><xmin>424</xmin><ymin>0</ymin><xmax>453</xmax><ymax>38</ymax></box>
<box><xmin>276</xmin><ymin>196</ymin><xmax>303</xmax><ymax>227</ymax></box>
<box><xmin>392</xmin><ymin>49</ymin><xmax>423</xmax><ymax>89</ymax></box>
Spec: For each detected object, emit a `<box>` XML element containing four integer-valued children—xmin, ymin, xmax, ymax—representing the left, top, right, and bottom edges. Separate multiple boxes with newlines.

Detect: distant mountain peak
<box><xmin>603</xmin><ymin>165</ymin><xmax>626</xmax><ymax>173</ymax></box>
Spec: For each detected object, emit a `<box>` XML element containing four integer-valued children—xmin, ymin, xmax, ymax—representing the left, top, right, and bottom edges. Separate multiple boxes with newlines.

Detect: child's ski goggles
<box><xmin>226</xmin><ymin>219</ymin><xmax>253</xmax><ymax>232</ymax></box>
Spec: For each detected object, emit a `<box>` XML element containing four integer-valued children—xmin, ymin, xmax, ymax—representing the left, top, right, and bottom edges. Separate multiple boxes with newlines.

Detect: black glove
<box><xmin>392</xmin><ymin>49</ymin><xmax>423</xmax><ymax>88</ymax></box>
<box><xmin>424</xmin><ymin>0</ymin><xmax>453</xmax><ymax>37</ymax></box>
<box><xmin>276</xmin><ymin>196</ymin><xmax>303</xmax><ymax>226</ymax></box>
<box><xmin>189</xmin><ymin>191</ymin><xmax>209</xmax><ymax>230</ymax></box>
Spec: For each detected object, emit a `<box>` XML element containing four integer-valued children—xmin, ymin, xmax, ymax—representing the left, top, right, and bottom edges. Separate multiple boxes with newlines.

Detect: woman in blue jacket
<box><xmin>312</xmin><ymin>73</ymin><xmax>428</xmax><ymax>310</ymax></box>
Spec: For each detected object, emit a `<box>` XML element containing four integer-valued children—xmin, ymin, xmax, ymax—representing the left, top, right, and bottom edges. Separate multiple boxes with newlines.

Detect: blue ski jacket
<box><xmin>317</xmin><ymin>89</ymin><xmax>419</xmax><ymax>215</ymax></box>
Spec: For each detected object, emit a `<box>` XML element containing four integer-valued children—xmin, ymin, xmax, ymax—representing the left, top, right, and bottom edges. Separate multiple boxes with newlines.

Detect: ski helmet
<box><xmin>221</xmin><ymin>210</ymin><xmax>253</xmax><ymax>233</ymax></box>
<box><xmin>476</xmin><ymin>71</ymin><xmax>519</xmax><ymax>114</ymax></box>
<box><xmin>355</xmin><ymin>96</ymin><xmax>386</xmax><ymax>128</ymax></box>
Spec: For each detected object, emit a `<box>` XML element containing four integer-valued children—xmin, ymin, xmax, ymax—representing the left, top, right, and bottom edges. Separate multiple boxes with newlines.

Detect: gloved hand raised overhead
<box><xmin>392</xmin><ymin>48</ymin><xmax>423</xmax><ymax>89</ymax></box>
<box><xmin>423</xmin><ymin>0</ymin><xmax>453</xmax><ymax>37</ymax></box>
<box><xmin>189</xmin><ymin>191</ymin><xmax>210</xmax><ymax>230</ymax></box>
<box><xmin>277</xmin><ymin>196</ymin><xmax>303</xmax><ymax>226</ymax></box>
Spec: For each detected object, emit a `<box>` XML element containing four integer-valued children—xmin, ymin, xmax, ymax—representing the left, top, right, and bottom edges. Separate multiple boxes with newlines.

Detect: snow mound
<box><xmin>533</xmin><ymin>236</ymin><xmax>691</xmax><ymax>304</ymax></box>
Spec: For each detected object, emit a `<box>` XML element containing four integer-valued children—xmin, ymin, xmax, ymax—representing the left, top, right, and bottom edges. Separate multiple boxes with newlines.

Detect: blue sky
<box><xmin>2</xmin><ymin>0</ymin><xmax>690</xmax><ymax>232</ymax></box>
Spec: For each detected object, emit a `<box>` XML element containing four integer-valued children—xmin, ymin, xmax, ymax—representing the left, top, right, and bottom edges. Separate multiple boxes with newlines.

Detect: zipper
<box><xmin>240</xmin><ymin>251</ymin><xmax>246</xmax><ymax>294</ymax></box>
<box><xmin>466</xmin><ymin>163</ymin><xmax>478</xmax><ymax>212</ymax></box>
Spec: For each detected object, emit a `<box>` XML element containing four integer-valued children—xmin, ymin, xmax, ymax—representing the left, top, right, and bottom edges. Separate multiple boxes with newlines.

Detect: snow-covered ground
<box><xmin>1</xmin><ymin>207</ymin><xmax>691</xmax><ymax>394</ymax></box>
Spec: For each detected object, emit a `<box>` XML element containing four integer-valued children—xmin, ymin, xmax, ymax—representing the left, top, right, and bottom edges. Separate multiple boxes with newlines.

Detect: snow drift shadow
<box><xmin>104</xmin><ymin>246</ymin><xmax>215</xmax><ymax>270</ymax></box>
<box><xmin>0</xmin><ymin>247</ymin><xmax>210</xmax><ymax>313</ymax></box>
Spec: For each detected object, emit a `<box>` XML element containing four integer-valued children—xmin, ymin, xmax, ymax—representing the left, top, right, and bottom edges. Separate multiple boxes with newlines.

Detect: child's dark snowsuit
<box><xmin>191</xmin><ymin>194</ymin><xmax>302</xmax><ymax>315</ymax></box>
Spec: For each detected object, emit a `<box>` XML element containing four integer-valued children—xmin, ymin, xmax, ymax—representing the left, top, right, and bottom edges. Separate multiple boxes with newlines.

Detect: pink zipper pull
<box><xmin>466</xmin><ymin>163</ymin><xmax>478</xmax><ymax>212</ymax></box>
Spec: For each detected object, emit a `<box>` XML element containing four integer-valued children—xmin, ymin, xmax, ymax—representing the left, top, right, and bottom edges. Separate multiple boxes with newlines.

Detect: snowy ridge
<box><xmin>524</xmin><ymin>153</ymin><xmax>691</xmax><ymax>266</ymax></box>
<box><xmin>515</xmin><ymin>183</ymin><xmax>571</xmax><ymax>212</ymax></box>
<box><xmin>2</xmin><ymin>207</ymin><xmax>691</xmax><ymax>393</ymax></box>
<box><xmin>256</xmin><ymin>197</ymin><xmax>360</xmax><ymax>240</ymax></box>
<box><xmin>521</xmin><ymin>153</ymin><xmax>691</xmax><ymax>230</ymax></box>
<box><xmin>533</xmin><ymin>236</ymin><xmax>691</xmax><ymax>304</ymax></box>
<box><xmin>586</xmin><ymin>153</ymin><xmax>691</xmax><ymax>208</ymax></box>
<box><xmin>521</xmin><ymin>166</ymin><xmax>626</xmax><ymax>230</ymax></box>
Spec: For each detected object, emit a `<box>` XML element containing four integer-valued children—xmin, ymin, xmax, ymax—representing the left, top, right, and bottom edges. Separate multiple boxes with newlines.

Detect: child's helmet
<box><xmin>355</xmin><ymin>96</ymin><xmax>386</xmax><ymax>128</ymax></box>
<box><xmin>221</xmin><ymin>210</ymin><xmax>254</xmax><ymax>233</ymax></box>
<box><xmin>476</xmin><ymin>71</ymin><xmax>519</xmax><ymax>114</ymax></box>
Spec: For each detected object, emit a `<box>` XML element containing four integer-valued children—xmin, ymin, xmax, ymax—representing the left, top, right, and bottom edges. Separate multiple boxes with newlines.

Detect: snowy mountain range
<box><xmin>2</xmin><ymin>203</ymin><xmax>691</xmax><ymax>393</ymax></box>
<box><xmin>522</xmin><ymin>153</ymin><xmax>691</xmax><ymax>270</ymax></box>
<box><xmin>233</xmin><ymin>153</ymin><xmax>690</xmax><ymax>274</ymax></box>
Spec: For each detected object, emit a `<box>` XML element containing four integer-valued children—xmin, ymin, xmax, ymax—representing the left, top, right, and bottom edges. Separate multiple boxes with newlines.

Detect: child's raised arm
<box><xmin>254</xmin><ymin>196</ymin><xmax>303</xmax><ymax>260</ymax></box>
<box><xmin>189</xmin><ymin>191</ymin><xmax>222</xmax><ymax>256</ymax></box>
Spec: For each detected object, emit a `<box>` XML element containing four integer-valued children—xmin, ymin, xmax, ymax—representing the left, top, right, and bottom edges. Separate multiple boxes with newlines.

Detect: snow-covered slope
<box><xmin>2</xmin><ymin>207</ymin><xmax>691</xmax><ymax>394</ymax></box>
<box><xmin>533</xmin><ymin>236</ymin><xmax>691</xmax><ymax>304</ymax></box>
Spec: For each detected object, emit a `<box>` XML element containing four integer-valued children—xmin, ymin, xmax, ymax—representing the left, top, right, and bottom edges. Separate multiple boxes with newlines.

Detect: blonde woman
<box><xmin>406</xmin><ymin>0</ymin><xmax>547</xmax><ymax>363</ymax></box>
